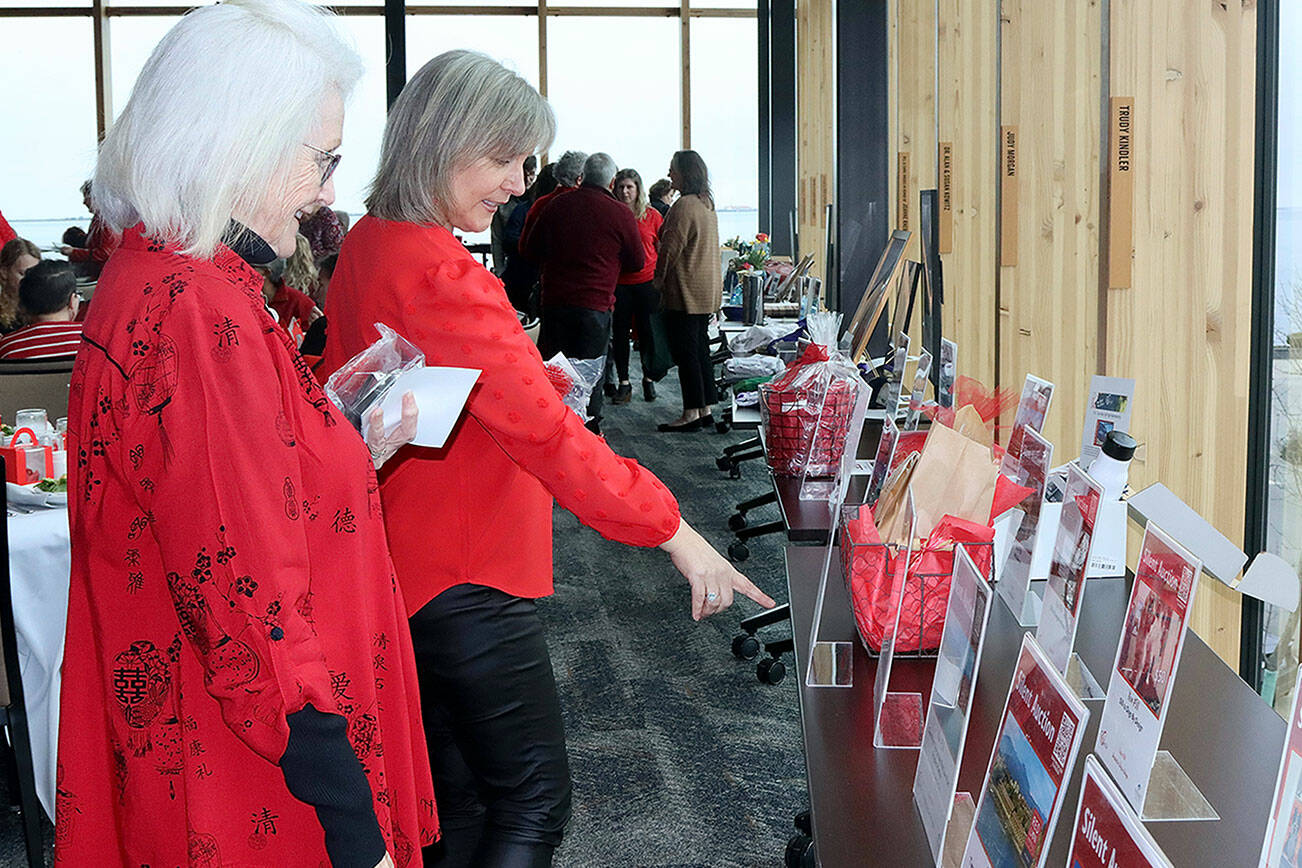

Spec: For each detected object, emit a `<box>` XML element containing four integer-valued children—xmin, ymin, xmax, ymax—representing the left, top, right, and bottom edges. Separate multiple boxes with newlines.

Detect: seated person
<box><xmin>0</xmin><ymin>237</ymin><xmax>41</xmax><ymax>333</ymax></box>
<box><xmin>0</xmin><ymin>260</ymin><xmax>82</xmax><ymax>360</ymax></box>
<box><xmin>60</xmin><ymin>180</ymin><xmax>121</xmax><ymax>278</ymax></box>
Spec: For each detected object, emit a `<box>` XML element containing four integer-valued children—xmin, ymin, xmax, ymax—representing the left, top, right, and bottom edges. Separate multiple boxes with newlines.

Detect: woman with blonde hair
<box><xmin>321</xmin><ymin>50</ymin><xmax>772</xmax><ymax>868</ymax></box>
<box><xmin>610</xmin><ymin>167</ymin><xmax>662</xmax><ymax>403</ymax></box>
<box><xmin>56</xmin><ymin>1</ymin><xmax>434</xmax><ymax>865</ymax></box>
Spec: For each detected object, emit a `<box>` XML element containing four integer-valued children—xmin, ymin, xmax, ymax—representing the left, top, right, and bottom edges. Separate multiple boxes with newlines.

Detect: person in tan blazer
<box><xmin>654</xmin><ymin>149</ymin><xmax>721</xmax><ymax>432</ymax></box>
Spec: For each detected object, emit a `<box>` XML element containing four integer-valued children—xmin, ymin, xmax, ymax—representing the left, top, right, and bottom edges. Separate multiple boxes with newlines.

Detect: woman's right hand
<box><xmin>660</xmin><ymin>519</ymin><xmax>776</xmax><ymax>620</ymax></box>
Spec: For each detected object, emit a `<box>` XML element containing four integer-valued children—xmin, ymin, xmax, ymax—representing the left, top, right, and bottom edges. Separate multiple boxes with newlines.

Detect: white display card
<box><xmin>802</xmin><ymin>373</ymin><xmax>874</xmax><ymax>688</ymax></box>
<box><xmin>1261</xmin><ymin>669</ymin><xmax>1302</xmax><ymax>867</ymax></box>
<box><xmin>999</xmin><ymin>374</ymin><xmax>1055</xmax><ymax>480</ymax></box>
<box><xmin>905</xmin><ymin>350</ymin><xmax>934</xmax><ymax>430</ymax></box>
<box><xmin>1095</xmin><ymin>523</ymin><xmax>1203</xmax><ymax>816</ymax></box>
<box><xmin>873</xmin><ymin>493</ymin><xmax>924</xmax><ymax>748</ymax></box>
<box><xmin>996</xmin><ymin>427</ymin><xmax>1054</xmax><ymax>626</ymax></box>
<box><xmin>914</xmin><ymin>546</ymin><xmax>995</xmax><ymax>864</ymax></box>
<box><xmin>939</xmin><ymin>338</ymin><xmax>958</xmax><ymax>409</ymax></box>
<box><xmin>378</xmin><ymin>366</ymin><xmax>481</xmax><ymax>448</ymax></box>
<box><xmin>1080</xmin><ymin>375</ymin><xmax>1136</xmax><ymax>467</ymax></box>
<box><xmin>1035</xmin><ymin>463</ymin><xmax>1106</xmax><ymax>681</ymax></box>
<box><xmin>960</xmin><ymin>634</ymin><xmax>1090</xmax><ymax>868</ymax></box>
<box><xmin>1067</xmin><ymin>755</ymin><xmax>1174</xmax><ymax>868</ymax></box>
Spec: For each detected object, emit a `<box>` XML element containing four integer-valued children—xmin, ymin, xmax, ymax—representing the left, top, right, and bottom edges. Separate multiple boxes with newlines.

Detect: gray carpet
<box><xmin>0</xmin><ymin>358</ymin><xmax>807</xmax><ymax>868</ymax></box>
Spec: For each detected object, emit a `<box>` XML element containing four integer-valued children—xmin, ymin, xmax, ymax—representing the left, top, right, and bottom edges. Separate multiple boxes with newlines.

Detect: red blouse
<box><xmin>619</xmin><ymin>207</ymin><xmax>662</xmax><ymax>286</ymax></box>
<box><xmin>320</xmin><ymin>216</ymin><xmax>681</xmax><ymax>612</ymax></box>
<box><xmin>56</xmin><ymin>226</ymin><xmax>437</xmax><ymax>866</ymax></box>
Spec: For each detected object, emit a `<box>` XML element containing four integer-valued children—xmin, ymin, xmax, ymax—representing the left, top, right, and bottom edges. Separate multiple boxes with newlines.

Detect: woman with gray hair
<box><xmin>56</xmin><ymin>2</ymin><xmax>433</xmax><ymax>866</ymax></box>
<box><xmin>321</xmin><ymin>50</ymin><xmax>774</xmax><ymax>868</ymax></box>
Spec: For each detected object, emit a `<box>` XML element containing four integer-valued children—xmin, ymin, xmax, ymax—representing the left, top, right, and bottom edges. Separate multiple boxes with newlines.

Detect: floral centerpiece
<box><xmin>724</xmin><ymin>232</ymin><xmax>771</xmax><ymax>274</ymax></box>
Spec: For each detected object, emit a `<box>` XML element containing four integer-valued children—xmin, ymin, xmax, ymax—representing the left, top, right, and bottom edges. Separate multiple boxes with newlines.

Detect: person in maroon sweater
<box><xmin>517</xmin><ymin>148</ymin><xmax>585</xmax><ymax>251</ymax></box>
<box><xmin>520</xmin><ymin>152</ymin><xmax>644</xmax><ymax>429</ymax></box>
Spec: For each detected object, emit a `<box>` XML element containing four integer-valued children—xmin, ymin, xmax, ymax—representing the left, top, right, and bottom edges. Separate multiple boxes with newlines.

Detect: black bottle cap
<box><xmin>1101</xmin><ymin>430</ymin><xmax>1137</xmax><ymax>461</ymax></box>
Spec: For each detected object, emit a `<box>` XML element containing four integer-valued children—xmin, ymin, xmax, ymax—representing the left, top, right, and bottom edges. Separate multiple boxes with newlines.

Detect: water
<box><xmin>9</xmin><ymin>208</ymin><xmax>761</xmax><ymax>256</ymax></box>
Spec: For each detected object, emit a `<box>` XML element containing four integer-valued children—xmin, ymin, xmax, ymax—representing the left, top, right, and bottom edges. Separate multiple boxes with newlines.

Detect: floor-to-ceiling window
<box><xmin>0</xmin><ymin>1</ymin><xmax>758</xmax><ymax>247</ymax></box>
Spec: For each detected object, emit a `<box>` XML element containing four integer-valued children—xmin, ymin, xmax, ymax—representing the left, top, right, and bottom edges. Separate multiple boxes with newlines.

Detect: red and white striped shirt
<box><xmin>0</xmin><ymin>322</ymin><xmax>83</xmax><ymax>360</ymax></box>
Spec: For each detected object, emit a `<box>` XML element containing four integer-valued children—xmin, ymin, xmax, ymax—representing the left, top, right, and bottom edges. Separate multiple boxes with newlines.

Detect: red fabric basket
<box><xmin>840</xmin><ymin>505</ymin><xmax>994</xmax><ymax>655</ymax></box>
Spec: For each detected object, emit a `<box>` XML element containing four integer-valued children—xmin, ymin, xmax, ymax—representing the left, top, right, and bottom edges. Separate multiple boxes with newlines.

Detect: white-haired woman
<box><xmin>320</xmin><ymin>50</ymin><xmax>774</xmax><ymax>868</ymax></box>
<box><xmin>56</xmin><ymin>2</ymin><xmax>434</xmax><ymax>866</ymax></box>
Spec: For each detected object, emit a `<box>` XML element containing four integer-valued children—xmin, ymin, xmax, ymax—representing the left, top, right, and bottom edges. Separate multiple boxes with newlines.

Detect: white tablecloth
<box><xmin>7</xmin><ymin>507</ymin><xmax>70</xmax><ymax>818</ymax></box>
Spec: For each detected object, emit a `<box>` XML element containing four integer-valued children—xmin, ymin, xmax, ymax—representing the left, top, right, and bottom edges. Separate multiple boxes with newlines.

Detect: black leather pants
<box><xmin>412</xmin><ymin>583</ymin><xmax>571</xmax><ymax>868</ymax></box>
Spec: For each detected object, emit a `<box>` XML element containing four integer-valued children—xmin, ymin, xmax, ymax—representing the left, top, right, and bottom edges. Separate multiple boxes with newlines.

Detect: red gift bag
<box><xmin>840</xmin><ymin>504</ymin><xmax>994</xmax><ymax>655</ymax></box>
<box><xmin>2</xmin><ymin>428</ymin><xmax>54</xmax><ymax>485</ymax></box>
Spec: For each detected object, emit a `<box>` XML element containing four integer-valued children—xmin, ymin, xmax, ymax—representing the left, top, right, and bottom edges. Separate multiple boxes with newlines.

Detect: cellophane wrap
<box><xmin>840</xmin><ymin>503</ymin><xmax>995</xmax><ymax>656</ymax></box>
<box><xmin>324</xmin><ymin>322</ymin><xmax>425</xmax><ymax>434</ymax></box>
<box><xmin>543</xmin><ymin>352</ymin><xmax>605</xmax><ymax>421</ymax></box>
<box><xmin>759</xmin><ymin>311</ymin><xmax>859</xmax><ymax>477</ymax></box>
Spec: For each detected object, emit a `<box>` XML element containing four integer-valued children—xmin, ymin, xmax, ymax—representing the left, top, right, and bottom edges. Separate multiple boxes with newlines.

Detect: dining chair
<box><xmin>0</xmin><ymin>458</ymin><xmax>48</xmax><ymax>867</ymax></box>
<box><xmin>0</xmin><ymin>360</ymin><xmax>76</xmax><ymax>428</ymax></box>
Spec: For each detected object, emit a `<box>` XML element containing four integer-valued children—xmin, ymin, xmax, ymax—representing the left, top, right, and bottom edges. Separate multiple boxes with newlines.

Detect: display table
<box><xmin>785</xmin><ymin>545</ymin><xmax>1281</xmax><ymax>867</ymax></box>
<box><xmin>6</xmin><ymin>507</ymin><xmax>70</xmax><ymax>819</ymax></box>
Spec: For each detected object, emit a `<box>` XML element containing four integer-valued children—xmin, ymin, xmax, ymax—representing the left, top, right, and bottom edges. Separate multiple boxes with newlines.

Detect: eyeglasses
<box><xmin>302</xmin><ymin>143</ymin><xmax>342</xmax><ymax>186</ymax></box>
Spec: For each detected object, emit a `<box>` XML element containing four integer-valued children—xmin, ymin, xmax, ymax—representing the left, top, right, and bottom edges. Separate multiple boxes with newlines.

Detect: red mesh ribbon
<box><xmin>923</xmin><ymin>375</ymin><xmax>1018</xmax><ymax>430</ymax></box>
<box><xmin>842</xmin><ymin>507</ymin><xmax>995</xmax><ymax>654</ymax></box>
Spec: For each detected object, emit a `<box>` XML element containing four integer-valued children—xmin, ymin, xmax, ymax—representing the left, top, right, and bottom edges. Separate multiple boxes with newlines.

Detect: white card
<box><xmin>379</xmin><ymin>366</ymin><xmax>481</xmax><ymax>448</ymax></box>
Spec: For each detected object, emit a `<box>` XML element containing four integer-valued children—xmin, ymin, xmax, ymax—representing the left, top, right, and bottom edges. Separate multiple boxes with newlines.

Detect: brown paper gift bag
<box><xmin>907</xmin><ymin>422</ymin><xmax>998</xmax><ymax>538</ymax></box>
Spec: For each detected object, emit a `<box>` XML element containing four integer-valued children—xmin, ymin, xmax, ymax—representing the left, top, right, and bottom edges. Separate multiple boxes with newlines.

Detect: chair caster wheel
<box><xmin>716</xmin><ymin>456</ymin><xmax>732</xmax><ymax>472</ymax></box>
<box><xmin>715</xmin><ymin>421</ymin><xmax>731</xmax><ymax>434</ymax></box>
<box><xmin>784</xmin><ymin>832</ymin><xmax>814</xmax><ymax>868</ymax></box>
<box><xmin>729</xmin><ymin>464</ymin><xmax>742</xmax><ymax>480</ymax></box>
<box><xmin>794</xmin><ymin>810</ymin><xmax>811</xmax><ymax>836</ymax></box>
<box><xmin>728</xmin><ymin>541</ymin><xmax>749</xmax><ymax>562</ymax></box>
<box><xmin>757</xmin><ymin>657</ymin><xmax>786</xmax><ymax>685</ymax></box>
<box><xmin>732</xmin><ymin>633</ymin><xmax>761</xmax><ymax>660</ymax></box>
<box><xmin>728</xmin><ymin>513</ymin><xmax>748</xmax><ymax>531</ymax></box>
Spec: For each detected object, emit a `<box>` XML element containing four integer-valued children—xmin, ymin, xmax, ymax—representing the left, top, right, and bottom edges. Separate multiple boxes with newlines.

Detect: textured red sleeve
<box><xmin>0</xmin><ymin>211</ymin><xmax>15</xmax><ymax>246</ymax></box>
<box><xmin>401</xmin><ymin>259</ymin><xmax>681</xmax><ymax>547</ymax></box>
<box><xmin>121</xmin><ymin>288</ymin><xmax>336</xmax><ymax>763</ymax></box>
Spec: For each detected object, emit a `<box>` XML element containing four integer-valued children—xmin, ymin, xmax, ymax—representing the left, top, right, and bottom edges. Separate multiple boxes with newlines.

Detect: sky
<box><xmin>1</xmin><ymin>8</ymin><xmax>759</xmax><ymax>246</ymax></box>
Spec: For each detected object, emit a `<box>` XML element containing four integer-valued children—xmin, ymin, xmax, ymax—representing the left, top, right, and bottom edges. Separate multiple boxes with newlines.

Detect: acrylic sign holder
<box><xmin>913</xmin><ymin>546</ymin><xmax>994</xmax><ymax>864</ymax></box>
<box><xmin>802</xmin><ymin>374</ymin><xmax>873</xmax><ymax>689</ymax></box>
<box><xmin>872</xmin><ymin>493</ymin><xmax>923</xmax><ymax>749</ymax></box>
<box><xmin>996</xmin><ymin>427</ymin><xmax>1054</xmax><ymax>627</ymax></box>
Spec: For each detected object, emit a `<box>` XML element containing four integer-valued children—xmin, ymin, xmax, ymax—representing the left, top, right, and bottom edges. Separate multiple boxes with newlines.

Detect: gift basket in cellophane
<box><xmin>841</xmin><ymin>385</ymin><xmax>1027</xmax><ymax>656</ymax></box>
<box><xmin>758</xmin><ymin>312</ymin><xmax>859</xmax><ymax>478</ymax></box>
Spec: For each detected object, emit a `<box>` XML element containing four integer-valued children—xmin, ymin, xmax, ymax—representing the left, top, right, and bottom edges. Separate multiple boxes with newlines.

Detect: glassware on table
<box><xmin>15</xmin><ymin>409</ymin><xmax>50</xmax><ymax>441</ymax></box>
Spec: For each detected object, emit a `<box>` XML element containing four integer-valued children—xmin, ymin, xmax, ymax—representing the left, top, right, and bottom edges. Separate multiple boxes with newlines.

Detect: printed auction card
<box><xmin>1067</xmin><ymin>756</ymin><xmax>1173</xmax><ymax>868</ymax></box>
<box><xmin>999</xmin><ymin>374</ymin><xmax>1055</xmax><ymax>480</ymax></box>
<box><xmin>1095</xmin><ymin>523</ymin><xmax>1201</xmax><ymax>813</ymax></box>
<box><xmin>939</xmin><ymin>338</ymin><xmax>958</xmax><ymax>409</ymax></box>
<box><xmin>914</xmin><ymin>546</ymin><xmax>994</xmax><ymax>864</ymax></box>
<box><xmin>1080</xmin><ymin>376</ymin><xmax>1136</xmax><ymax>467</ymax></box>
<box><xmin>960</xmin><ymin>634</ymin><xmax>1089</xmax><ymax>868</ymax></box>
<box><xmin>1261</xmin><ymin>669</ymin><xmax>1302</xmax><ymax>867</ymax></box>
<box><xmin>1036</xmin><ymin>463</ymin><xmax>1105</xmax><ymax>673</ymax></box>
<box><xmin>996</xmin><ymin>427</ymin><xmax>1054</xmax><ymax>624</ymax></box>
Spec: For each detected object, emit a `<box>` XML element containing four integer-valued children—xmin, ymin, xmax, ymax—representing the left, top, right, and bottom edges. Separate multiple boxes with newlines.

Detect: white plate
<box><xmin>6</xmin><ymin>482</ymin><xmax>67</xmax><ymax>508</ymax></box>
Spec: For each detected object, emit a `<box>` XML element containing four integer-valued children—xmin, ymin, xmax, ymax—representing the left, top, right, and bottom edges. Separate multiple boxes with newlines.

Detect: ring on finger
<box><xmin>706</xmin><ymin>591</ymin><xmax>719</xmax><ymax>601</ymax></box>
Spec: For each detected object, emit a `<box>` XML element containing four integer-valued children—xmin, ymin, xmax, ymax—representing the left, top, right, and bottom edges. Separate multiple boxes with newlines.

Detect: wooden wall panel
<box><xmin>796</xmin><ymin>0</ymin><xmax>835</xmax><ymax>284</ymax></box>
<box><xmin>997</xmin><ymin>0</ymin><xmax>1102</xmax><ymax>462</ymax></box>
<box><xmin>937</xmin><ymin>0</ymin><xmax>998</xmax><ymax>389</ymax></box>
<box><xmin>892</xmin><ymin>0</ymin><xmax>937</xmax><ymax>266</ymax></box>
<box><xmin>1107</xmin><ymin>0</ymin><xmax>1256</xmax><ymax>663</ymax></box>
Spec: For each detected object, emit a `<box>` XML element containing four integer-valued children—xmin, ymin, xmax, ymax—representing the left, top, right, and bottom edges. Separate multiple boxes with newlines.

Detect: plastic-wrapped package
<box><xmin>759</xmin><ymin>311</ymin><xmax>860</xmax><ymax>477</ymax></box>
<box><xmin>324</xmin><ymin>322</ymin><xmax>425</xmax><ymax>433</ymax></box>
<box><xmin>543</xmin><ymin>353</ymin><xmax>605</xmax><ymax>421</ymax></box>
<box><xmin>722</xmin><ymin>355</ymin><xmax>786</xmax><ymax>383</ymax></box>
<box><xmin>727</xmin><ymin>323</ymin><xmax>789</xmax><ymax>357</ymax></box>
